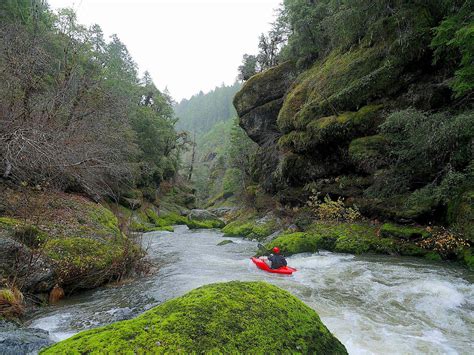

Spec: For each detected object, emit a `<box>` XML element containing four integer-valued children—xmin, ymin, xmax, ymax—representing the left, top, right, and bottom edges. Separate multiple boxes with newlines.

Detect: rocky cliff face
<box><xmin>233</xmin><ymin>38</ymin><xmax>466</xmax><ymax>225</ymax></box>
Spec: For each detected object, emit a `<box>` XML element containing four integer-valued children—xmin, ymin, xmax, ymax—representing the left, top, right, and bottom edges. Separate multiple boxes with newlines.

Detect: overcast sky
<box><xmin>48</xmin><ymin>0</ymin><xmax>281</xmax><ymax>102</ymax></box>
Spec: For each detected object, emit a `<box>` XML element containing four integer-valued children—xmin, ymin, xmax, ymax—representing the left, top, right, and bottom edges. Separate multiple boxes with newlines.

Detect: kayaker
<box><xmin>259</xmin><ymin>246</ymin><xmax>287</xmax><ymax>269</ymax></box>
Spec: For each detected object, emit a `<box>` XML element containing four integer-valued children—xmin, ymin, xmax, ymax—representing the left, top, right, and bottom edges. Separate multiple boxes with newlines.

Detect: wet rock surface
<box><xmin>0</xmin><ymin>320</ymin><xmax>52</xmax><ymax>355</ymax></box>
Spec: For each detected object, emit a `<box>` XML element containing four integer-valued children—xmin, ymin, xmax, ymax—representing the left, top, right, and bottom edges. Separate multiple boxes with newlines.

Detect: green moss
<box><xmin>88</xmin><ymin>204</ymin><xmax>120</xmax><ymax>236</ymax></box>
<box><xmin>222</xmin><ymin>221</ymin><xmax>255</xmax><ymax>237</ymax></box>
<box><xmin>144</xmin><ymin>211</ymin><xmax>224</xmax><ymax>230</ymax></box>
<box><xmin>278</xmin><ymin>46</ymin><xmax>392</xmax><ymax>132</ymax></box>
<box><xmin>0</xmin><ymin>217</ymin><xmax>48</xmax><ymax>247</ymax></box>
<box><xmin>380</xmin><ymin>223</ymin><xmax>430</xmax><ymax>241</ymax></box>
<box><xmin>233</xmin><ymin>61</ymin><xmax>296</xmax><ymax>116</ymax></box>
<box><xmin>44</xmin><ymin>237</ymin><xmax>124</xmax><ymax>271</ymax></box>
<box><xmin>349</xmin><ymin>135</ymin><xmax>388</xmax><ymax>172</ymax></box>
<box><xmin>41</xmin><ymin>281</ymin><xmax>347</xmax><ymax>354</ymax></box>
<box><xmin>267</xmin><ymin>232</ymin><xmax>320</xmax><ymax>255</ymax></box>
<box><xmin>448</xmin><ymin>190</ymin><xmax>474</xmax><ymax>242</ymax></box>
<box><xmin>0</xmin><ymin>289</ymin><xmax>16</xmax><ymax>303</ymax></box>
<box><xmin>217</xmin><ymin>240</ymin><xmax>234</xmax><ymax>246</ymax></box>
<box><xmin>462</xmin><ymin>249</ymin><xmax>474</xmax><ymax>270</ymax></box>
<box><xmin>222</xmin><ymin>217</ymin><xmax>277</xmax><ymax>241</ymax></box>
<box><xmin>425</xmin><ymin>252</ymin><xmax>443</xmax><ymax>262</ymax></box>
<box><xmin>0</xmin><ymin>217</ymin><xmax>22</xmax><ymax>229</ymax></box>
<box><xmin>267</xmin><ymin>222</ymin><xmax>430</xmax><ymax>258</ymax></box>
<box><xmin>130</xmin><ymin>221</ymin><xmax>174</xmax><ymax>233</ymax></box>
<box><xmin>278</xmin><ymin>105</ymin><xmax>383</xmax><ymax>154</ymax></box>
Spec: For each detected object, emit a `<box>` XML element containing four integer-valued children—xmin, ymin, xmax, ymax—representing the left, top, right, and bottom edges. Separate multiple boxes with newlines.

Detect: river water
<box><xmin>28</xmin><ymin>226</ymin><xmax>473</xmax><ymax>354</ymax></box>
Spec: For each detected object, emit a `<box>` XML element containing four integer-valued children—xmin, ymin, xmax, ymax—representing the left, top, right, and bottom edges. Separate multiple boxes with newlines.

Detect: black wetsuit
<box><xmin>268</xmin><ymin>254</ymin><xmax>287</xmax><ymax>269</ymax></box>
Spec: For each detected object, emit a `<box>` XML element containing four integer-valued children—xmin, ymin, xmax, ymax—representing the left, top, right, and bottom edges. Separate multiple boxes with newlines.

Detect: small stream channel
<box><xmin>27</xmin><ymin>226</ymin><xmax>474</xmax><ymax>354</ymax></box>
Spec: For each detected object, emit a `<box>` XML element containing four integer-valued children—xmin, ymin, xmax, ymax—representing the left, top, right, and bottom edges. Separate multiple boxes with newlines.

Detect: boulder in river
<box><xmin>41</xmin><ymin>281</ymin><xmax>347</xmax><ymax>354</ymax></box>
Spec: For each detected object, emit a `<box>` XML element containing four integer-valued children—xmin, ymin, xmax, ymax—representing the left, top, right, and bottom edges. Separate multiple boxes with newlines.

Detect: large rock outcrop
<box><xmin>41</xmin><ymin>281</ymin><xmax>347</xmax><ymax>354</ymax></box>
<box><xmin>233</xmin><ymin>22</ymin><xmax>462</xmax><ymax>223</ymax></box>
<box><xmin>234</xmin><ymin>61</ymin><xmax>297</xmax><ymax>144</ymax></box>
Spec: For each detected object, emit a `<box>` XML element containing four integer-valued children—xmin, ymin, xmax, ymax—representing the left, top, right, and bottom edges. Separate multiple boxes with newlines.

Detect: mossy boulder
<box><xmin>380</xmin><ymin>223</ymin><xmax>430</xmax><ymax>241</ymax></box>
<box><xmin>43</xmin><ymin>236</ymin><xmax>141</xmax><ymax>289</ymax></box>
<box><xmin>222</xmin><ymin>215</ymin><xmax>279</xmax><ymax>241</ymax></box>
<box><xmin>267</xmin><ymin>222</ymin><xmax>428</xmax><ymax>257</ymax></box>
<box><xmin>217</xmin><ymin>239</ymin><xmax>234</xmax><ymax>246</ymax></box>
<box><xmin>41</xmin><ymin>281</ymin><xmax>347</xmax><ymax>354</ymax></box>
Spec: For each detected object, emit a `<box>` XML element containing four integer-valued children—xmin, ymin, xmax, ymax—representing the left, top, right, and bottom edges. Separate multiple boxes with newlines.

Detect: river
<box><xmin>28</xmin><ymin>226</ymin><xmax>473</xmax><ymax>354</ymax></box>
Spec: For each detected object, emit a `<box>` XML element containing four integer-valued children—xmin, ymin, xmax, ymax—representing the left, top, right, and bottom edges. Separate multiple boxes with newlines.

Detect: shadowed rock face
<box><xmin>233</xmin><ymin>61</ymin><xmax>297</xmax><ymax>145</ymax></box>
<box><xmin>0</xmin><ymin>320</ymin><xmax>53</xmax><ymax>355</ymax></box>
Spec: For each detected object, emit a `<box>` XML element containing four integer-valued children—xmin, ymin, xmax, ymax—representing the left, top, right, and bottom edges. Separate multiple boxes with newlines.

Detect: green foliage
<box><xmin>349</xmin><ymin>135</ymin><xmax>388</xmax><ymax>173</ymax></box>
<box><xmin>447</xmin><ymin>189</ymin><xmax>474</xmax><ymax>241</ymax></box>
<box><xmin>380</xmin><ymin>223</ymin><xmax>430</xmax><ymax>241</ymax></box>
<box><xmin>307</xmin><ymin>193</ymin><xmax>361</xmax><ymax>222</ymax></box>
<box><xmin>431</xmin><ymin>1</ymin><xmax>474</xmax><ymax>97</ymax></box>
<box><xmin>175</xmin><ymin>83</ymin><xmax>241</xmax><ymax>134</ymax></box>
<box><xmin>238</xmin><ymin>54</ymin><xmax>258</xmax><ymax>81</ymax></box>
<box><xmin>0</xmin><ymin>3</ymin><xmax>181</xmax><ymax>197</ymax></box>
<box><xmin>369</xmin><ymin>109</ymin><xmax>474</xmax><ymax>202</ymax></box>
<box><xmin>187</xmin><ymin>117</ymin><xmax>257</xmax><ymax>205</ymax></box>
<box><xmin>223</xmin><ymin>168</ymin><xmax>243</xmax><ymax>198</ymax></box>
<box><xmin>278</xmin><ymin>0</ymin><xmax>442</xmax><ymax>68</ymax></box>
<box><xmin>41</xmin><ymin>281</ymin><xmax>347</xmax><ymax>354</ymax></box>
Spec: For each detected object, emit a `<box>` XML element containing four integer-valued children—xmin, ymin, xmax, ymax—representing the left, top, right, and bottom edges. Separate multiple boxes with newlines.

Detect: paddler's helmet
<box><xmin>272</xmin><ymin>246</ymin><xmax>280</xmax><ymax>254</ymax></box>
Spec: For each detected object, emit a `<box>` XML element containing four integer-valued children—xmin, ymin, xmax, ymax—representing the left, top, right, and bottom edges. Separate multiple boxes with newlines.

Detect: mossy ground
<box><xmin>0</xmin><ymin>188</ymin><xmax>143</xmax><ymax>290</ymax></box>
<box><xmin>41</xmin><ymin>281</ymin><xmax>347</xmax><ymax>354</ymax></box>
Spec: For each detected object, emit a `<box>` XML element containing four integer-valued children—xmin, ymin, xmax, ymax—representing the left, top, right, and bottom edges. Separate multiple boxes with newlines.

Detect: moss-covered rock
<box><xmin>217</xmin><ymin>239</ymin><xmax>234</xmax><ymax>246</ymax></box>
<box><xmin>41</xmin><ymin>281</ymin><xmax>347</xmax><ymax>354</ymax></box>
<box><xmin>43</xmin><ymin>236</ymin><xmax>141</xmax><ymax>289</ymax></box>
<box><xmin>277</xmin><ymin>46</ymin><xmax>400</xmax><ymax>132</ymax></box>
<box><xmin>349</xmin><ymin>135</ymin><xmax>388</xmax><ymax>173</ymax></box>
<box><xmin>234</xmin><ymin>61</ymin><xmax>297</xmax><ymax>117</ymax></box>
<box><xmin>222</xmin><ymin>215</ymin><xmax>279</xmax><ymax>241</ymax></box>
<box><xmin>267</xmin><ymin>222</ymin><xmax>428</xmax><ymax>257</ymax></box>
<box><xmin>1</xmin><ymin>189</ymin><xmax>144</xmax><ymax>291</ymax></box>
<box><xmin>380</xmin><ymin>223</ymin><xmax>430</xmax><ymax>241</ymax></box>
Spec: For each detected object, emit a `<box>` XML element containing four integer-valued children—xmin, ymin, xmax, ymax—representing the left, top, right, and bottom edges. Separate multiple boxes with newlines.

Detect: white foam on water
<box><xmin>27</xmin><ymin>228</ymin><xmax>473</xmax><ymax>354</ymax></box>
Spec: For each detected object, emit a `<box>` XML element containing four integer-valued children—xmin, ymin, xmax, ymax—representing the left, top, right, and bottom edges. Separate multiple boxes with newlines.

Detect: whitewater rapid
<box><xmin>29</xmin><ymin>226</ymin><xmax>474</xmax><ymax>354</ymax></box>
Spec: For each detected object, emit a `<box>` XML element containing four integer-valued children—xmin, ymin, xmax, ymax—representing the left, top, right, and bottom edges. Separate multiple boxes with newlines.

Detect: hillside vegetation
<box><xmin>232</xmin><ymin>0</ymin><xmax>473</xmax><ymax>266</ymax></box>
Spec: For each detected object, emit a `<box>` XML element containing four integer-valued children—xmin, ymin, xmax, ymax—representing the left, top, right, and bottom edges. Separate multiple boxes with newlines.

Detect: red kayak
<box><xmin>251</xmin><ymin>257</ymin><xmax>297</xmax><ymax>275</ymax></box>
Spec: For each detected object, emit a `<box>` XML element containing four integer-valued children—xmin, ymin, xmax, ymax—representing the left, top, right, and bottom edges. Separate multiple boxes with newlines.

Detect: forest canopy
<box><xmin>0</xmin><ymin>0</ymin><xmax>184</xmax><ymax>199</ymax></box>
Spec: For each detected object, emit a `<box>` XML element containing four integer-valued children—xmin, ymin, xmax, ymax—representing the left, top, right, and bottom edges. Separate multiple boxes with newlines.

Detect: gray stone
<box><xmin>187</xmin><ymin>209</ymin><xmax>219</xmax><ymax>221</ymax></box>
<box><xmin>209</xmin><ymin>207</ymin><xmax>238</xmax><ymax>217</ymax></box>
<box><xmin>0</xmin><ymin>237</ymin><xmax>55</xmax><ymax>293</ymax></box>
<box><xmin>0</xmin><ymin>320</ymin><xmax>53</xmax><ymax>355</ymax></box>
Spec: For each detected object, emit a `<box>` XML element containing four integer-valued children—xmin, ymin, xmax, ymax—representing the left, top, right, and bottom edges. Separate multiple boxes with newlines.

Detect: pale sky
<box><xmin>48</xmin><ymin>0</ymin><xmax>281</xmax><ymax>101</ymax></box>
